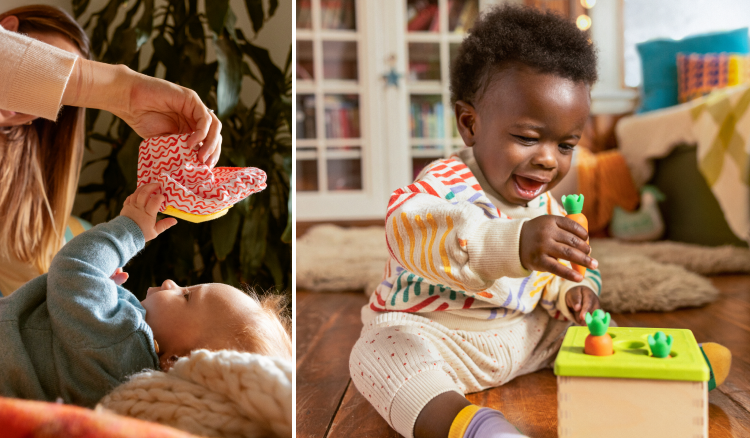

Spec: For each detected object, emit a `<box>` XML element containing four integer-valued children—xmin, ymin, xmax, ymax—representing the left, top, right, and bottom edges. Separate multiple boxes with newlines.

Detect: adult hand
<box><xmin>565</xmin><ymin>286</ymin><xmax>601</xmax><ymax>325</ymax></box>
<box><xmin>519</xmin><ymin>215</ymin><xmax>598</xmax><ymax>283</ymax></box>
<box><xmin>63</xmin><ymin>60</ymin><xmax>222</xmax><ymax>167</ymax></box>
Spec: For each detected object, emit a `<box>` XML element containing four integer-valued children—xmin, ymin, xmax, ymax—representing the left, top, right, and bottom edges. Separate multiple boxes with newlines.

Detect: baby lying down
<box><xmin>0</xmin><ymin>183</ymin><xmax>291</xmax><ymax>407</ymax></box>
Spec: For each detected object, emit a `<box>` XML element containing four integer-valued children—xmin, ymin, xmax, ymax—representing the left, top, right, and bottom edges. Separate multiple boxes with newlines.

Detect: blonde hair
<box><xmin>234</xmin><ymin>289</ymin><xmax>292</xmax><ymax>361</ymax></box>
<box><xmin>0</xmin><ymin>5</ymin><xmax>90</xmax><ymax>272</ymax></box>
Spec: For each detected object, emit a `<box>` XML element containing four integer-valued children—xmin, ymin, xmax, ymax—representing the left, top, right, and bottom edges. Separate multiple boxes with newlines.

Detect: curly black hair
<box><xmin>450</xmin><ymin>4</ymin><xmax>598</xmax><ymax>105</ymax></box>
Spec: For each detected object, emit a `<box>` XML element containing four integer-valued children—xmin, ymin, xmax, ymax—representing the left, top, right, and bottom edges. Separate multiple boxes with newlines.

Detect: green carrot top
<box><xmin>561</xmin><ymin>194</ymin><xmax>584</xmax><ymax>214</ymax></box>
<box><xmin>584</xmin><ymin>309</ymin><xmax>611</xmax><ymax>336</ymax></box>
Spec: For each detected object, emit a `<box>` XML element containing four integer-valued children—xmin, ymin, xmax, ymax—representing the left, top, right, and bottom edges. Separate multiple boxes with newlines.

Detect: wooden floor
<box><xmin>296</xmin><ymin>275</ymin><xmax>750</xmax><ymax>438</ymax></box>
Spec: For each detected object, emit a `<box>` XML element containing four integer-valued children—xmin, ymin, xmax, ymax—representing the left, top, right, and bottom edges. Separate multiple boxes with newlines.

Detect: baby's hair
<box><xmin>232</xmin><ymin>286</ymin><xmax>292</xmax><ymax>360</ymax></box>
<box><xmin>450</xmin><ymin>4</ymin><xmax>598</xmax><ymax>106</ymax></box>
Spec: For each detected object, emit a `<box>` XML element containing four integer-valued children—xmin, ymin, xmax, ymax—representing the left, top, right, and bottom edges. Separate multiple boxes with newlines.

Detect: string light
<box><xmin>580</xmin><ymin>0</ymin><xmax>596</xmax><ymax>9</ymax></box>
<box><xmin>576</xmin><ymin>14</ymin><xmax>592</xmax><ymax>31</ymax></box>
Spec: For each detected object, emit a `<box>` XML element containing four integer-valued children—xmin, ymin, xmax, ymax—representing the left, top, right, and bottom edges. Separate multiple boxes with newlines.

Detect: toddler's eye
<box><xmin>558</xmin><ymin>143</ymin><xmax>575</xmax><ymax>152</ymax></box>
<box><xmin>513</xmin><ymin>135</ymin><xmax>537</xmax><ymax>144</ymax></box>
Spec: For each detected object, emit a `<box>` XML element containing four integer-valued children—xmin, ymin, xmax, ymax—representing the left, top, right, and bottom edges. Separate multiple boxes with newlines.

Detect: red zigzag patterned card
<box><xmin>137</xmin><ymin>133</ymin><xmax>267</xmax><ymax>219</ymax></box>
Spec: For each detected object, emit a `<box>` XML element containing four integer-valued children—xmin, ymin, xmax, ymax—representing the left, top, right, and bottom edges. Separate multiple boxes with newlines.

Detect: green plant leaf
<box><xmin>240</xmin><ymin>205</ymin><xmax>268</xmax><ymax>278</ymax></box>
<box><xmin>244</xmin><ymin>0</ymin><xmax>264</xmax><ymax>34</ymax></box>
<box><xmin>264</xmin><ymin>240</ymin><xmax>284</xmax><ymax>290</ymax></box>
<box><xmin>73</xmin><ymin>0</ymin><xmax>91</xmax><ymax>18</ymax></box>
<box><xmin>211</xmin><ymin>207</ymin><xmax>241</xmax><ymax>260</ymax></box>
<box><xmin>281</xmin><ymin>192</ymin><xmax>292</xmax><ymax>243</ymax></box>
<box><xmin>214</xmin><ymin>34</ymin><xmax>243</xmax><ymax>119</ymax></box>
<box><xmin>238</xmin><ymin>40</ymin><xmax>284</xmax><ymax>99</ymax></box>
<box><xmin>205</xmin><ymin>0</ymin><xmax>230</xmax><ymax>35</ymax></box>
<box><xmin>117</xmin><ymin>130</ymin><xmax>141</xmax><ymax>191</ymax></box>
<box><xmin>153</xmin><ymin>35</ymin><xmax>179</xmax><ymax>74</ymax></box>
<box><xmin>135</xmin><ymin>0</ymin><xmax>154</xmax><ymax>50</ymax></box>
<box><xmin>77</xmin><ymin>183</ymin><xmax>106</xmax><ymax>194</ymax></box>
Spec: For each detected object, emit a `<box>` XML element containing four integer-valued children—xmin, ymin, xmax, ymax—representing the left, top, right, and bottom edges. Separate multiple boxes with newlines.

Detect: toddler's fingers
<box><xmin>566</xmin><ymin>288</ymin><xmax>583</xmax><ymax>313</ymax></box>
<box><xmin>145</xmin><ymin>192</ymin><xmax>166</xmax><ymax>216</ymax></box>
<box><xmin>541</xmin><ymin>256</ymin><xmax>583</xmax><ymax>283</ymax></box>
<box><xmin>136</xmin><ymin>183</ymin><xmax>162</xmax><ymax>208</ymax></box>
<box><xmin>549</xmin><ymin>242</ymin><xmax>598</xmax><ymax>270</ymax></box>
<box><xmin>555</xmin><ymin>216</ymin><xmax>589</xmax><ymax>242</ymax></box>
<box><xmin>154</xmin><ymin>217</ymin><xmax>178</xmax><ymax>236</ymax></box>
<box><xmin>579</xmin><ymin>291</ymin><xmax>595</xmax><ymax>324</ymax></box>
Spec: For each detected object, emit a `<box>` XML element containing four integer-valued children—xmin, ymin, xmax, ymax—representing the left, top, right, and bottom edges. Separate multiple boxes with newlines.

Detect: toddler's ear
<box><xmin>455</xmin><ymin>100</ymin><xmax>477</xmax><ymax>145</ymax></box>
<box><xmin>0</xmin><ymin>16</ymin><xmax>20</xmax><ymax>32</ymax></box>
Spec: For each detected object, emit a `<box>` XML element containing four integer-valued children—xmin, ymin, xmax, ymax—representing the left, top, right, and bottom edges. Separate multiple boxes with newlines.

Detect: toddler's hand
<box><xmin>110</xmin><ymin>268</ymin><xmax>129</xmax><ymax>285</ymax></box>
<box><xmin>565</xmin><ymin>286</ymin><xmax>601</xmax><ymax>325</ymax></box>
<box><xmin>519</xmin><ymin>215</ymin><xmax>597</xmax><ymax>283</ymax></box>
<box><xmin>120</xmin><ymin>183</ymin><xmax>178</xmax><ymax>242</ymax></box>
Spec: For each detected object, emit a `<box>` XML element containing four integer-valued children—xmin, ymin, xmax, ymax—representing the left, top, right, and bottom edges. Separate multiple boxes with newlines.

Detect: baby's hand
<box><xmin>120</xmin><ymin>183</ymin><xmax>178</xmax><ymax>242</ymax></box>
<box><xmin>519</xmin><ymin>215</ymin><xmax>598</xmax><ymax>283</ymax></box>
<box><xmin>565</xmin><ymin>286</ymin><xmax>601</xmax><ymax>325</ymax></box>
<box><xmin>110</xmin><ymin>267</ymin><xmax>129</xmax><ymax>285</ymax></box>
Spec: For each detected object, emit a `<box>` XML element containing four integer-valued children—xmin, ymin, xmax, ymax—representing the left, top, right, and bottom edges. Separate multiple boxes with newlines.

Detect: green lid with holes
<box><xmin>554</xmin><ymin>326</ymin><xmax>709</xmax><ymax>381</ymax></box>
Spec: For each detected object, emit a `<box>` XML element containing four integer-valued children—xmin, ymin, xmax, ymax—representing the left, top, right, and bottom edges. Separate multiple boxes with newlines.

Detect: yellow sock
<box><xmin>700</xmin><ymin>342</ymin><xmax>731</xmax><ymax>390</ymax></box>
<box><xmin>448</xmin><ymin>405</ymin><xmax>481</xmax><ymax>438</ymax></box>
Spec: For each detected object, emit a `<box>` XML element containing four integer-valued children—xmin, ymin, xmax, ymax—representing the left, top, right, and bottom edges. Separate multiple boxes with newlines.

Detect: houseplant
<box><xmin>72</xmin><ymin>0</ymin><xmax>292</xmax><ymax>300</ymax></box>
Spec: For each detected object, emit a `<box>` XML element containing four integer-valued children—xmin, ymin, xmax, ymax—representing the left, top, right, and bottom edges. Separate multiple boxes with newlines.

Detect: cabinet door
<box><xmin>296</xmin><ymin>0</ymin><xmax>394</xmax><ymax>220</ymax></box>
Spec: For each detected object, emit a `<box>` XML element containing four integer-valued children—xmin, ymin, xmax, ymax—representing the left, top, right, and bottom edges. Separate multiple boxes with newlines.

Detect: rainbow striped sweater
<box><xmin>367</xmin><ymin>148</ymin><xmax>601</xmax><ymax>326</ymax></box>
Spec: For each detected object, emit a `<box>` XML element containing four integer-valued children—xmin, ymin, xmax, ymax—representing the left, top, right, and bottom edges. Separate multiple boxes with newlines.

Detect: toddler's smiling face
<box><xmin>456</xmin><ymin>63</ymin><xmax>591</xmax><ymax>206</ymax></box>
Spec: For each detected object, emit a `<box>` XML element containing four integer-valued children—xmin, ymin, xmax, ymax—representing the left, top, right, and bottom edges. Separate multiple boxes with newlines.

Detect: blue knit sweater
<box><xmin>0</xmin><ymin>216</ymin><xmax>159</xmax><ymax>407</ymax></box>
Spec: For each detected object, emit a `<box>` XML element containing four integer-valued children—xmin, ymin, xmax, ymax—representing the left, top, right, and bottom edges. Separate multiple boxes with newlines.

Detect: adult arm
<box><xmin>0</xmin><ymin>25</ymin><xmax>221</xmax><ymax>165</ymax></box>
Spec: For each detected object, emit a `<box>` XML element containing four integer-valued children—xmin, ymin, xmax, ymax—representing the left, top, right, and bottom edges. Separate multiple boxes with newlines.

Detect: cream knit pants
<box><xmin>349</xmin><ymin>307</ymin><xmax>571</xmax><ymax>438</ymax></box>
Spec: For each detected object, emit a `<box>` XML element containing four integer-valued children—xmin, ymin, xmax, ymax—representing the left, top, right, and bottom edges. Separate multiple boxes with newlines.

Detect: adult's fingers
<box><xmin>184</xmin><ymin>89</ymin><xmax>211</xmax><ymax>151</ymax></box>
<box><xmin>198</xmin><ymin>111</ymin><xmax>222</xmax><ymax>165</ymax></box>
<box><xmin>540</xmin><ymin>256</ymin><xmax>583</xmax><ymax>283</ymax></box>
<box><xmin>555</xmin><ymin>216</ymin><xmax>589</xmax><ymax>243</ymax></box>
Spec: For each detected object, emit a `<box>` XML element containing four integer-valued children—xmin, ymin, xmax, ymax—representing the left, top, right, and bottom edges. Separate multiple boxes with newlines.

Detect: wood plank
<box><xmin>708</xmin><ymin>389</ymin><xmax>750</xmax><ymax>438</ymax></box>
<box><xmin>297</xmin><ymin>275</ymin><xmax>750</xmax><ymax>437</ymax></box>
<box><xmin>466</xmin><ymin>369</ymin><xmax>558</xmax><ymax>438</ymax></box>
<box><xmin>297</xmin><ymin>219</ymin><xmax>384</xmax><ymax>238</ymax></box>
<box><xmin>328</xmin><ymin>381</ymin><xmax>401</xmax><ymax>438</ymax></box>
<box><xmin>296</xmin><ymin>292</ymin><xmax>369</xmax><ymax>438</ymax></box>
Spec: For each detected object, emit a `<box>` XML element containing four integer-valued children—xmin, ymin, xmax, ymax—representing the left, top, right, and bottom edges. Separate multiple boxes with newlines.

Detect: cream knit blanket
<box><xmin>99</xmin><ymin>350</ymin><xmax>292</xmax><ymax>438</ymax></box>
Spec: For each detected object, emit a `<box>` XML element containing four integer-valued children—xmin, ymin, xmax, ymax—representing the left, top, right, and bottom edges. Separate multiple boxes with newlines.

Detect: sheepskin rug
<box><xmin>296</xmin><ymin>225</ymin><xmax>750</xmax><ymax>313</ymax></box>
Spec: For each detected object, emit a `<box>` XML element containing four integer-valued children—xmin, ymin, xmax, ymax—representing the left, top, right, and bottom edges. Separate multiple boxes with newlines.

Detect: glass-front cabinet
<box><xmin>296</xmin><ymin>0</ymin><xmax>494</xmax><ymax>220</ymax></box>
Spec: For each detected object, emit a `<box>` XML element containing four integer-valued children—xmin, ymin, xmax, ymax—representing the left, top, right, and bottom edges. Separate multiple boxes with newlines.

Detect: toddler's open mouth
<box><xmin>512</xmin><ymin>174</ymin><xmax>548</xmax><ymax>200</ymax></box>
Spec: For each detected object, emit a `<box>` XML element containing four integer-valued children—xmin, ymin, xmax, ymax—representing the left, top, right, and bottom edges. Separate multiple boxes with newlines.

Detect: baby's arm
<box><xmin>46</xmin><ymin>184</ymin><xmax>175</xmax><ymax>349</ymax></box>
<box><xmin>386</xmin><ymin>179</ymin><xmax>530</xmax><ymax>295</ymax></box>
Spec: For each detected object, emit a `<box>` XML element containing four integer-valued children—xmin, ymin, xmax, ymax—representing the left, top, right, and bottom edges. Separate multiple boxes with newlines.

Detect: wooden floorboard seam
<box><xmin>325</xmin><ymin>379</ymin><xmax>353</xmax><ymax>438</ymax></box>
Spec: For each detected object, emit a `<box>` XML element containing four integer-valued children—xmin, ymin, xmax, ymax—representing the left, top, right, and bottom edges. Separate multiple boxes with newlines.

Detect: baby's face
<box><xmin>460</xmin><ymin>63</ymin><xmax>590</xmax><ymax>206</ymax></box>
<box><xmin>140</xmin><ymin>280</ymin><xmax>257</xmax><ymax>361</ymax></box>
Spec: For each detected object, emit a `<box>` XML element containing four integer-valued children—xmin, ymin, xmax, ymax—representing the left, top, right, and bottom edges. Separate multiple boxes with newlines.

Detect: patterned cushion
<box><xmin>677</xmin><ymin>52</ymin><xmax>750</xmax><ymax>103</ymax></box>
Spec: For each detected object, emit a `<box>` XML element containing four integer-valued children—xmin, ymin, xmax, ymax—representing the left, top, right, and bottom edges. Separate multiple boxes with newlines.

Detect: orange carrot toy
<box><xmin>584</xmin><ymin>309</ymin><xmax>613</xmax><ymax>356</ymax></box>
<box><xmin>561</xmin><ymin>194</ymin><xmax>588</xmax><ymax>276</ymax></box>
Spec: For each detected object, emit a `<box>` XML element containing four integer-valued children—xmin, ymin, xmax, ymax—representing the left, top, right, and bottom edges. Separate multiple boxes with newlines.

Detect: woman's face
<box><xmin>0</xmin><ymin>17</ymin><xmax>83</xmax><ymax>127</ymax></box>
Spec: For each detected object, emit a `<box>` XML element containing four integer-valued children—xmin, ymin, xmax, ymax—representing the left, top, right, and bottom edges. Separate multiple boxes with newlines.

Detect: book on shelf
<box><xmin>321</xmin><ymin>0</ymin><xmax>356</xmax><ymax>30</ymax></box>
<box><xmin>296</xmin><ymin>96</ymin><xmax>316</xmax><ymax>139</ymax></box>
<box><xmin>450</xmin><ymin>0</ymin><xmax>478</xmax><ymax>33</ymax></box>
<box><xmin>407</xmin><ymin>3</ymin><xmax>438</xmax><ymax>31</ymax></box>
<box><xmin>324</xmin><ymin>96</ymin><xmax>360</xmax><ymax>139</ymax></box>
<box><xmin>410</xmin><ymin>100</ymin><xmax>445</xmax><ymax>138</ymax></box>
<box><xmin>297</xmin><ymin>0</ymin><xmax>312</xmax><ymax>28</ymax></box>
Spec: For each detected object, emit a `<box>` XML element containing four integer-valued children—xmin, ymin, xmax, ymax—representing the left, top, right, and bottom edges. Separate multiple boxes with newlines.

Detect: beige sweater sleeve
<box><xmin>0</xmin><ymin>25</ymin><xmax>78</xmax><ymax>121</ymax></box>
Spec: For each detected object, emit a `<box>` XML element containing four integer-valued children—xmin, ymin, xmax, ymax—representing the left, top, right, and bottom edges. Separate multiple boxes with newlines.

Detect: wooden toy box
<box><xmin>554</xmin><ymin>327</ymin><xmax>710</xmax><ymax>438</ymax></box>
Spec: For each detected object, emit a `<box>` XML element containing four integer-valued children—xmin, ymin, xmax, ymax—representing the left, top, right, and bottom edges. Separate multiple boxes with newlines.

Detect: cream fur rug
<box><xmin>296</xmin><ymin>225</ymin><xmax>750</xmax><ymax>313</ymax></box>
<box><xmin>99</xmin><ymin>350</ymin><xmax>292</xmax><ymax>438</ymax></box>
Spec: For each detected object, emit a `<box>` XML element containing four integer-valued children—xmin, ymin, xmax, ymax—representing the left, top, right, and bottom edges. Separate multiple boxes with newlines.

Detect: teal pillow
<box><xmin>637</xmin><ymin>27</ymin><xmax>749</xmax><ymax>113</ymax></box>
